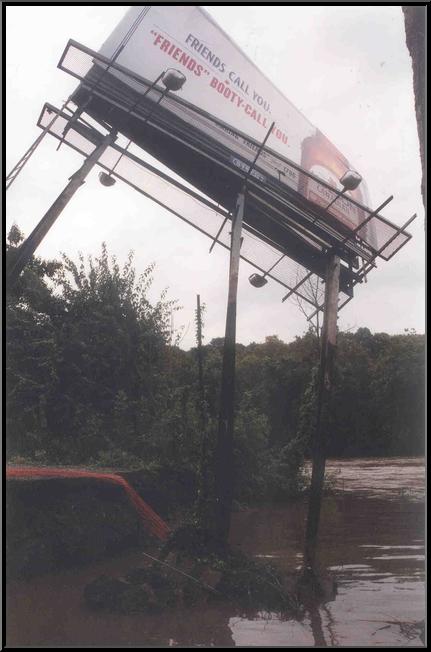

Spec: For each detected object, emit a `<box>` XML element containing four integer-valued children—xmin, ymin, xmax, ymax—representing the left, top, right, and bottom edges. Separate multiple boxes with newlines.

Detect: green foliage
<box><xmin>327</xmin><ymin>331</ymin><xmax>425</xmax><ymax>456</ymax></box>
<box><xmin>194</xmin><ymin>297</ymin><xmax>206</xmax><ymax>344</ymax></box>
<box><xmin>6</xmin><ymin>233</ymin><xmax>178</xmax><ymax>465</ymax></box>
<box><xmin>6</xmin><ymin>226</ymin><xmax>62</xmax><ymax>459</ymax></box>
<box><xmin>6</xmin><ymin>226</ymin><xmax>425</xmax><ymax>514</ymax></box>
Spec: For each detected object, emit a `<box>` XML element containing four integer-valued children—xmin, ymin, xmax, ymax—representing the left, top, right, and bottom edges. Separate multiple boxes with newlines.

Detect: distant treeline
<box><xmin>6</xmin><ymin>226</ymin><xmax>425</xmax><ymax>503</ymax></box>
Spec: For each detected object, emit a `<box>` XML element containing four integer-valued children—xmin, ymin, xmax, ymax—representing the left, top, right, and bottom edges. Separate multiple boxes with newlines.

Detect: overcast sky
<box><xmin>6</xmin><ymin>5</ymin><xmax>425</xmax><ymax>349</ymax></box>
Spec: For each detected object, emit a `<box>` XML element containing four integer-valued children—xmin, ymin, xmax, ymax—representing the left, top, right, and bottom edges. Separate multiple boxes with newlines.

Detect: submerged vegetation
<box><xmin>84</xmin><ymin>521</ymin><xmax>303</xmax><ymax>616</ymax></box>
<box><xmin>84</xmin><ymin>547</ymin><xmax>302</xmax><ymax>616</ymax></box>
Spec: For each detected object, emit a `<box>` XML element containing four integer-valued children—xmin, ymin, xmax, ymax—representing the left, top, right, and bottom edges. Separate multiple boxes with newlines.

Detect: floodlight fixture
<box><xmin>99</xmin><ymin>70</ymin><xmax>187</xmax><ymax>187</ymax></box>
<box><xmin>162</xmin><ymin>69</ymin><xmax>187</xmax><ymax>92</ymax></box>
<box><xmin>326</xmin><ymin>169</ymin><xmax>362</xmax><ymax>209</ymax></box>
<box><xmin>99</xmin><ymin>171</ymin><xmax>116</xmax><ymax>186</ymax></box>
<box><xmin>248</xmin><ymin>273</ymin><xmax>268</xmax><ymax>288</ymax></box>
<box><xmin>340</xmin><ymin>170</ymin><xmax>362</xmax><ymax>191</ymax></box>
<box><xmin>248</xmin><ymin>253</ymin><xmax>286</xmax><ymax>288</ymax></box>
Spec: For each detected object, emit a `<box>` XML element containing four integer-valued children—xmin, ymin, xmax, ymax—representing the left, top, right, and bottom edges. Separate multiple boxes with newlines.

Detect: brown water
<box><xmin>6</xmin><ymin>457</ymin><xmax>425</xmax><ymax>647</ymax></box>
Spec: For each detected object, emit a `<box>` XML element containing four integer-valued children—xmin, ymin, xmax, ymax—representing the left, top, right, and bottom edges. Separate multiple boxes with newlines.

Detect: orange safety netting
<box><xmin>6</xmin><ymin>465</ymin><xmax>171</xmax><ymax>541</ymax></box>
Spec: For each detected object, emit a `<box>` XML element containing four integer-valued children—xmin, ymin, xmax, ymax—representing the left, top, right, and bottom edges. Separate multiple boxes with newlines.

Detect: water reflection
<box><xmin>230</xmin><ymin>457</ymin><xmax>425</xmax><ymax>647</ymax></box>
<box><xmin>229</xmin><ymin>612</ymin><xmax>315</xmax><ymax>647</ymax></box>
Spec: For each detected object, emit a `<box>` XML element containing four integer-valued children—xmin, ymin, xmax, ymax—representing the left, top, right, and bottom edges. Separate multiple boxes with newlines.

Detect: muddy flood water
<box><xmin>6</xmin><ymin>457</ymin><xmax>425</xmax><ymax>647</ymax></box>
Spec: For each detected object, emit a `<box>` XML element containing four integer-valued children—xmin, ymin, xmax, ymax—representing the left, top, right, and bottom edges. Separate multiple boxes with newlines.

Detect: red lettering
<box><xmin>179</xmin><ymin>52</ymin><xmax>190</xmax><ymax>67</ymax></box>
<box><xmin>210</xmin><ymin>76</ymin><xmax>218</xmax><ymax>88</ymax></box>
<box><xmin>172</xmin><ymin>47</ymin><xmax>181</xmax><ymax>61</ymax></box>
<box><xmin>160</xmin><ymin>38</ymin><xmax>170</xmax><ymax>53</ymax></box>
<box><xmin>273</xmin><ymin>127</ymin><xmax>288</xmax><ymax>144</ymax></box>
<box><xmin>153</xmin><ymin>34</ymin><xmax>163</xmax><ymax>47</ymax></box>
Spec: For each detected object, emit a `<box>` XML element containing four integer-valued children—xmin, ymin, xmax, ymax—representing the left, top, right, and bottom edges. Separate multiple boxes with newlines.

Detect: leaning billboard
<box><xmin>96</xmin><ymin>5</ymin><xmax>371</xmax><ymax>230</ymax></box>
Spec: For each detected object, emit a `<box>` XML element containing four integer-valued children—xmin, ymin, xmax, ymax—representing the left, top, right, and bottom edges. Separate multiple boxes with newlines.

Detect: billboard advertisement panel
<box><xmin>96</xmin><ymin>5</ymin><xmax>371</xmax><ymax>231</ymax></box>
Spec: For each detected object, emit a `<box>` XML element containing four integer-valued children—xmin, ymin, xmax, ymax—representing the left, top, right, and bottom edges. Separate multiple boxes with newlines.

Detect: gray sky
<box><xmin>6</xmin><ymin>5</ymin><xmax>425</xmax><ymax>349</ymax></box>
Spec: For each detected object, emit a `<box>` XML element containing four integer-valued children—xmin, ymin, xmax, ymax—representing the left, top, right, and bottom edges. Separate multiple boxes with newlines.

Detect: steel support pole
<box><xmin>212</xmin><ymin>190</ymin><xmax>245</xmax><ymax>545</ymax></box>
<box><xmin>196</xmin><ymin>294</ymin><xmax>206</xmax><ymax>490</ymax></box>
<box><xmin>304</xmin><ymin>252</ymin><xmax>340</xmax><ymax>572</ymax></box>
<box><xmin>7</xmin><ymin>130</ymin><xmax>117</xmax><ymax>287</ymax></box>
<box><xmin>196</xmin><ymin>294</ymin><xmax>210</xmax><ymax>527</ymax></box>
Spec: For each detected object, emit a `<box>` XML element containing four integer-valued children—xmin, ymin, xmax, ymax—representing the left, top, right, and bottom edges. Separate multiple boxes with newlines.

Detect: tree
<box><xmin>6</xmin><ymin>225</ymin><xmax>63</xmax><ymax>460</ymax></box>
<box><xmin>48</xmin><ymin>243</ymin><xmax>178</xmax><ymax>463</ymax></box>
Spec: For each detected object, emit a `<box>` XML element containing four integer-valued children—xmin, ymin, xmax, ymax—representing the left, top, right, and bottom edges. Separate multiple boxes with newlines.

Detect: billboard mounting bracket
<box><xmin>208</xmin><ymin>122</ymin><xmax>274</xmax><ymax>254</ymax></box>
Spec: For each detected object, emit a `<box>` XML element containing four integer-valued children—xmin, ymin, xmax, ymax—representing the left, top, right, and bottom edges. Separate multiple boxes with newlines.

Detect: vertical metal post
<box><xmin>196</xmin><ymin>294</ymin><xmax>208</xmax><ymax>501</ymax></box>
<box><xmin>7</xmin><ymin>130</ymin><xmax>117</xmax><ymax>287</ymax></box>
<box><xmin>196</xmin><ymin>294</ymin><xmax>204</xmax><ymax>404</ymax></box>
<box><xmin>212</xmin><ymin>189</ymin><xmax>245</xmax><ymax>545</ymax></box>
<box><xmin>304</xmin><ymin>252</ymin><xmax>340</xmax><ymax>571</ymax></box>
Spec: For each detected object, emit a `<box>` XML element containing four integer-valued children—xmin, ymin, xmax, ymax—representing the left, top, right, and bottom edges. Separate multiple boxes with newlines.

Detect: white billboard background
<box><xmin>98</xmin><ymin>5</ymin><xmax>371</xmax><ymax>231</ymax></box>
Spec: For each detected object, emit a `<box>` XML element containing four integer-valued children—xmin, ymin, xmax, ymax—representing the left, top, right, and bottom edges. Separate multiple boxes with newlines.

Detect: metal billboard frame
<box><xmin>36</xmin><ymin>102</ymin><xmax>348</xmax><ymax>312</ymax></box>
<box><xmin>57</xmin><ymin>40</ymin><xmax>413</xmax><ymax>270</ymax></box>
